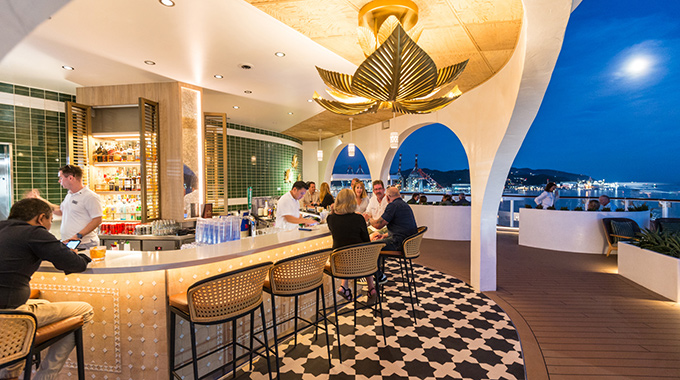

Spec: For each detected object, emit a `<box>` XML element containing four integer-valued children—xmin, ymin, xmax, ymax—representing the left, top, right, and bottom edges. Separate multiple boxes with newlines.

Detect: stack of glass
<box><xmin>195</xmin><ymin>216</ymin><xmax>241</xmax><ymax>245</ymax></box>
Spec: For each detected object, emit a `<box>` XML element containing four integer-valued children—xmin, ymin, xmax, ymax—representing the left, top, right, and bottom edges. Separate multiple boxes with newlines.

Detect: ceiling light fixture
<box><xmin>233</xmin><ymin>106</ymin><xmax>239</xmax><ymax>109</ymax></box>
<box><xmin>347</xmin><ymin>117</ymin><xmax>355</xmax><ymax>157</ymax></box>
<box><xmin>61</xmin><ymin>65</ymin><xmax>74</xmax><ymax>71</ymax></box>
<box><xmin>317</xmin><ymin>129</ymin><xmax>323</xmax><ymax>161</ymax></box>
<box><xmin>214</xmin><ymin>74</ymin><xmax>223</xmax><ymax>79</ymax></box>
<box><xmin>313</xmin><ymin>0</ymin><xmax>468</xmax><ymax>115</ymax></box>
<box><xmin>288</xmin><ymin>112</ymin><xmax>293</xmax><ymax>115</ymax></box>
<box><xmin>159</xmin><ymin>0</ymin><xmax>175</xmax><ymax>7</ymax></box>
<box><xmin>274</xmin><ymin>52</ymin><xmax>286</xmax><ymax>57</ymax></box>
<box><xmin>244</xmin><ymin>90</ymin><xmax>252</xmax><ymax>94</ymax></box>
<box><xmin>144</xmin><ymin>60</ymin><xmax>156</xmax><ymax>65</ymax></box>
<box><xmin>307</xmin><ymin>99</ymin><xmax>314</xmax><ymax>103</ymax></box>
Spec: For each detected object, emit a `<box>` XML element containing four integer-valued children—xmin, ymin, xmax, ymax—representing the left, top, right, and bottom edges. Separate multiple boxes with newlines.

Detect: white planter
<box><xmin>409</xmin><ymin>204</ymin><xmax>471</xmax><ymax>241</ymax></box>
<box><xmin>618</xmin><ymin>242</ymin><xmax>680</xmax><ymax>302</ymax></box>
<box><xmin>518</xmin><ymin>208</ymin><xmax>650</xmax><ymax>254</ymax></box>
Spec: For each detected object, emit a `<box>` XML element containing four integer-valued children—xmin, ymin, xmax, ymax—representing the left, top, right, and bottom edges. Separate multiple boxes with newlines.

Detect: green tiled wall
<box><xmin>226</xmin><ymin>122</ymin><xmax>303</xmax><ymax>211</ymax></box>
<box><xmin>0</xmin><ymin>82</ymin><xmax>75</xmax><ymax>205</ymax></box>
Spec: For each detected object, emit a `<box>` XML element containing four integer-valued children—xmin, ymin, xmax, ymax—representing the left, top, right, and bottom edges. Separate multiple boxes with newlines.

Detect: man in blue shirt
<box><xmin>369</xmin><ymin>186</ymin><xmax>418</xmax><ymax>283</ymax></box>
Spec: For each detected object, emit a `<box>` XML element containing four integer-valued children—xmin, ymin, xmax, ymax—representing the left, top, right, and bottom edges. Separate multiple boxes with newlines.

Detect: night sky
<box><xmin>335</xmin><ymin>0</ymin><xmax>680</xmax><ymax>184</ymax></box>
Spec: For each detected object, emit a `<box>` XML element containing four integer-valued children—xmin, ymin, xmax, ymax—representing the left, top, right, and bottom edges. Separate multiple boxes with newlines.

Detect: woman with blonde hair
<box><xmin>326</xmin><ymin>188</ymin><xmax>376</xmax><ymax>301</ymax></box>
<box><xmin>352</xmin><ymin>181</ymin><xmax>369</xmax><ymax>214</ymax></box>
<box><xmin>319</xmin><ymin>182</ymin><xmax>334</xmax><ymax>208</ymax></box>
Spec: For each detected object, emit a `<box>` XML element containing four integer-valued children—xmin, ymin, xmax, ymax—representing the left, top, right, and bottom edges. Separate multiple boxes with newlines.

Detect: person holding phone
<box><xmin>28</xmin><ymin>164</ymin><xmax>103</xmax><ymax>249</ymax></box>
<box><xmin>0</xmin><ymin>198</ymin><xmax>93</xmax><ymax>380</ymax></box>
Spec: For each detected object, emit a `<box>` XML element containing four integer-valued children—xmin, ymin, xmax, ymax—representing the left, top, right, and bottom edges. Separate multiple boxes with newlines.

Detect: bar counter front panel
<box><xmin>32</xmin><ymin>226</ymin><xmax>332</xmax><ymax>380</ymax></box>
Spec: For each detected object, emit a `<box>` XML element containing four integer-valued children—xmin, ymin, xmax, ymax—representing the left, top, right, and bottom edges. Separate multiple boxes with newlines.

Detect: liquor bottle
<box><xmin>134</xmin><ymin>142</ymin><xmax>140</xmax><ymax>162</ymax></box>
<box><xmin>127</xmin><ymin>144</ymin><xmax>134</xmax><ymax>162</ymax></box>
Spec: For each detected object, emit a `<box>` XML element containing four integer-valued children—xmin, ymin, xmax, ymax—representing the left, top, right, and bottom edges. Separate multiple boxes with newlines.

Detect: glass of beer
<box><xmin>90</xmin><ymin>246</ymin><xmax>107</xmax><ymax>261</ymax></box>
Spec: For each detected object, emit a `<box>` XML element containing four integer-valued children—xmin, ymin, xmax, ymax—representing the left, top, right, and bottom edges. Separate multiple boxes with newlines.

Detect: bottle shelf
<box><xmin>97</xmin><ymin>191</ymin><xmax>141</xmax><ymax>195</ymax></box>
<box><xmin>93</xmin><ymin>162</ymin><xmax>140</xmax><ymax>167</ymax></box>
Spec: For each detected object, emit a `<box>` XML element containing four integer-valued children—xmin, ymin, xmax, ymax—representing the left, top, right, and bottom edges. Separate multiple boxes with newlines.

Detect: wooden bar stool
<box><xmin>380</xmin><ymin>226</ymin><xmax>427</xmax><ymax>323</ymax></box>
<box><xmin>26</xmin><ymin>315</ymin><xmax>86</xmax><ymax>380</ymax></box>
<box><xmin>264</xmin><ymin>248</ymin><xmax>333</xmax><ymax>375</ymax></box>
<box><xmin>324</xmin><ymin>241</ymin><xmax>386</xmax><ymax>363</ymax></box>
<box><xmin>168</xmin><ymin>261</ymin><xmax>274</xmax><ymax>380</ymax></box>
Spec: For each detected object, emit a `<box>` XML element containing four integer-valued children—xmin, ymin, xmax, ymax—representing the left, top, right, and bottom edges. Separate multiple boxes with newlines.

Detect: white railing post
<box><xmin>509</xmin><ymin>199</ymin><xmax>515</xmax><ymax>227</ymax></box>
<box><xmin>660</xmin><ymin>201</ymin><xmax>669</xmax><ymax>218</ymax></box>
<box><xmin>624</xmin><ymin>199</ymin><xmax>630</xmax><ymax>211</ymax></box>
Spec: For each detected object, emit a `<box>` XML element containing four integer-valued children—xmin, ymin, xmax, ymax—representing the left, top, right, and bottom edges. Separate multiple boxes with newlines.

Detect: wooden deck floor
<box><xmin>416</xmin><ymin>231</ymin><xmax>680</xmax><ymax>380</ymax></box>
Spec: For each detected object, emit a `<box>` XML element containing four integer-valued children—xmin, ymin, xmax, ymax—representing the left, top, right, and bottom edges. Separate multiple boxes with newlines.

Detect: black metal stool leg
<box><xmin>189</xmin><ymin>321</ymin><xmax>199</xmax><ymax>380</ymax></box>
<box><xmin>409</xmin><ymin>259</ymin><xmax>420</xmax><ymax>304</ymax></box>
<box><xmin>249</xmin><ymin>311</ymin><xmax>255</xmax><ymax>370</ymax></box>
<box><xmin>169</xmin><ymin>311</ymin><xmax>176</xmax><ymax>377</ymax></box>
<box><xmin>232</xmin><ymin>319</ymin><xmax>237</xmax><ymax>379</ymax></box>
<box><xmin>270</xmin><ymin>294</ymin><xmax>280</xmax><ymax>375</ymax></box>
<box><xmin>314</xmin><ymin>287</ymin><xmax>320</xmax><ymax>340</ymax></box>
<box><xmin>376</xmin><ymin>282</ymin><xmax>387</xmax><ymax>345</ymax></box>
<box><xmin>260</xmin><ymin>303</ymin><xmax>274</xmax><ymax>380</ymax></box>
<box><xmin>294</xmin><ymin>295</ymin><xmax>299</xmax><ymax>345</ymax></box>
<box><xmin>330</xmin><ymin>276</ymin><xmax>342</xmax><ymax>363</ymax></box>
<box><xmin>353</xmin><ymin>279</ymin><xmax>358</xmax><ymax>330</ymax></box>
<box><xmin>75</xmin><ymin>327</ymin><xmax>85</xmax><ymax>380</ymax></box>
<box><xmin>320</xmin><ymin>283</ymin><xmax>332</xmax><ymax>368</ymax></box>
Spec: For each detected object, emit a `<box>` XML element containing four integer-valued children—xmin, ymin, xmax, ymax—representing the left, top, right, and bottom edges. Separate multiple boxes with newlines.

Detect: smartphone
<box><xmin>65</xmin><ymin>240</ymin><xmax>81</xmax><ymax>250</ymax></box>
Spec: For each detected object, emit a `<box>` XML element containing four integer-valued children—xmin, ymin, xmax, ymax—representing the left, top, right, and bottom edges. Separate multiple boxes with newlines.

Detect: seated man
<box><xmin>368</xmin><ymin>187</ymin><xmax>418</xmax><ymax>284</ymax></box>
<box><xmin>456</xmin><ymin>192</ymin><xmax>471</xmax><ymax>205</ymax></box>
<box><xmin>440</xmin><ymin>194</ymin><xmax>454</xmax><ymax>205</ymax></box>
<box><xmin>418</xmin><ymin>195</ymin><xmax>428</xmax><ymax>205</ymax></box>
<box><xmin>406</xmin><ymin>193</ymin><xmax>420</xmax><ymax>204</ymax></box>
<box><xmin>301</xmin><ymin>181</ymin><xmax>320</xmax><ymax>207</ymax></box>
<box><xmin>598</xmin><ymin>195</ymin><xmax>616</xmax><ymax>211</ymax></box>
<box><xmin>0</xmin><ymin>198</ymin><xmax>94</xmax><ymax>380</ymax></box>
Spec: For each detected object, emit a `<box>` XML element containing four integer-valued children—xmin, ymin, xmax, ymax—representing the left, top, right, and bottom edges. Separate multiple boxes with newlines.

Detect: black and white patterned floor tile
<box><xmin>241</xmin><ymin>262</ymin><xmax>524</xmax><ymax>380</ymax></box>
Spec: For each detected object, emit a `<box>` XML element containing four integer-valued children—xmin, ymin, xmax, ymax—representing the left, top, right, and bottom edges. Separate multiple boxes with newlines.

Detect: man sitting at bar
<box><xmin>0</xmin><ymin>198</ymin><xmax>94</xmax><ymax>380</ymax></box>
<box><xmin>368</xmin><ymin>186</ymin><xmax>418</xmax><ymax>284</ymax></box>
<box><xmin>363</xmin><ymin>180</ymin><xmax>388</xmax><ymax>220</ymax></box>
<box><xmin>301</xmin><ymin>181</ymin><xmax>320</xmax><ymax>207</ymax></box>
<box><xmin>276</xmin><ymin>181</ymin><xmax>317</xmax><ymax>231</ymax></box>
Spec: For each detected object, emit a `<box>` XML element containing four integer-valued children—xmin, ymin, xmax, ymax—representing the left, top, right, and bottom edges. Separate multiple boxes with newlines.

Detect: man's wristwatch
<box><xmin>76</xmin><ymin>233</ymin><xmax>83</xmax><ymax>239</ymax></box>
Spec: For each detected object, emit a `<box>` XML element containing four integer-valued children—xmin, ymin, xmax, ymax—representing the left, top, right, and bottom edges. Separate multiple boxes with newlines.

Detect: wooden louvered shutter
<box><xmin>66</xmin><ymin>102</ymin><xmax>92</xmax><ymax>185</ymax></box>
<box><xmin>204</xmin><ymin>113</ymin><xmax>227</xmax><ymax>214</ymax></box>
<box><xmin>139</xmin><ymin>98</ymin><xmax>160</xmax><ymax>221</ymax></box>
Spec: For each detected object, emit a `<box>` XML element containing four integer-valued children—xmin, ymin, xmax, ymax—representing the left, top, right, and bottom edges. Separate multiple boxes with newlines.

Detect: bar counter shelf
<box><xmin>32</xmin><ymin>225</ymin><xmax>332</xmax><ymax>379</ymax></box>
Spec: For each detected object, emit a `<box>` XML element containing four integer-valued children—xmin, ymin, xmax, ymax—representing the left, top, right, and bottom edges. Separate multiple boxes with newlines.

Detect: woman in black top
<box><xmin>318</xmin><ymin>182</ymin><xmax>334</xmax><ymax>208</ymax></box>
<box><xmin>326</xmin><ymin>188</ymin><xmax>375</xmax><ymax>301</ymax></box>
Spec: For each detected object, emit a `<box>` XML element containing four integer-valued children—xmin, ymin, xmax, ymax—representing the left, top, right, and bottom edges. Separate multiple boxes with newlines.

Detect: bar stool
<box><xmin>380</xmin><ymin>226</ymin><xmax>427</xmax><ymax>322</ymax></box>
<box><xmin>0</xmin><ymin>310</ymin><xmax>36</xmax><ymax>374</ymax></box>
<box><xmin>324</xmin><ymin>241</ymin><xmax>386</xmax><ymax>362</ymax></box>
<box><xmin>1</xmin><ymin>309</ymin><xmax>86</xmax><ymax>380</ymax></box>
<box><xmin>168</xmin><ymin>261</ymin><xmax>274</xmax><ymax>380</ymax></box>
<box><xmin>26</xmin><ymin>315</ymin><xmax>86</xmax><ymax>380</ymax></box>
<box><xmin>263</xmin><ymin>248</ymin><xmax>333</xmax><ymax>375</ymax></box>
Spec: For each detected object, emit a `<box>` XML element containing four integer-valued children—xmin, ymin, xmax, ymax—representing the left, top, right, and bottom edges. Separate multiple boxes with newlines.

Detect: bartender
<box><xmin>29</xmin><ymin>164</ymin><xmax>102</xmax><ymax>249</ymax></box>
<box><xmin>276</xmin><ymin>181</ymin><xmax>317</xmax><ymax>230</ymax></box>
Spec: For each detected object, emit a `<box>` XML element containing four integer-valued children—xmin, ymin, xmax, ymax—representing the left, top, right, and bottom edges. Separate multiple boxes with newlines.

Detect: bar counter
<box><xmin>32</xmin><ymin>225</ymin><xmax>333</xmax><ymax>380</ymax></box>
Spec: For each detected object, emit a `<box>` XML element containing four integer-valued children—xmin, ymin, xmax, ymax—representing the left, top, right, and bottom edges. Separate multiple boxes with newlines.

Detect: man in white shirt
<box><xmin>301</xmin><ymin>181</ymin><xmax>320</xmax><ymax>207</ymax></box>
<box><xmin>30</xmin><ymin>165</ymin><xmax>103</xmax><ymax>249</ymax></box>
<box><xmin>363</xmin><ymin>180</ymin><xmax>388</xmax><ymax>221</ymax></box>
<box><xmin>598</xmin><ymin>195</ymin><xmax>617</xmax><ymax>211</ymax></box>
<box><xmin>276</xmin><ymin>181</ymin><xmax>317</xmax><ymax>230</ymax></box>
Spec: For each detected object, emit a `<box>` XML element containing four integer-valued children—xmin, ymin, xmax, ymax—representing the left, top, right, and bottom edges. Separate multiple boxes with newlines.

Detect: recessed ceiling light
<box><xmin>307</xmin><ymin>99</ymin><xmax>314</xmax><ymax>103</ymax></box>
<box><xmin>288</xmin><ymin>112</ymin><xmax>294</xmax><ymax>115</ymax></box>
<box><xmin>239</xmin><ymin>63</ymin><xmax>253</xmax><ymax>70</ymax></box>
<box><xmin>244</xmin><ymin>90</ymin><xmax>252</xmax><ymax>94</ymax></box>
<box><xmin>274</xmin><ymin>52</ymin><xmax>286</xmax><ymax>57</ymax></box>
<box><xmin>233</xmin><ymin>106</ymin><xmax>240</xmax><ymax>109</ymax></box>
<box><xmin>62</xmin><ymin>65</ymin><xmax>74</xmax><ymax>71</ymax></box>
<box><xmin>144</xmin><ymin>60</ymin><xmax>156</xmax><ymax>65</ymax></box>
<box><xmin>159</xmin><ymin>0</ymin><xmax>175</xmax><ymax>7</ymax></box>
<box><xmin>214</xmin><ymin>74</ymin><xmax>223</xmax><ymax>79</ymax></box>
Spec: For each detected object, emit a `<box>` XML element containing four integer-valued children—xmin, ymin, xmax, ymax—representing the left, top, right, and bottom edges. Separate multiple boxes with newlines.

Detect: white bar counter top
<box><xmin>39</xmin><ymin>225</ymin><xmax>331</xmax><ymax>274</ymax></box>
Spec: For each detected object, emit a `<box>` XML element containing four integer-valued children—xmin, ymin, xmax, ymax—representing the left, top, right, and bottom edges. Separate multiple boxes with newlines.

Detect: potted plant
<box><xmin>618</xmin><ymin>229</ymin><xmax>680</xmax><ymax>302</ymax></box>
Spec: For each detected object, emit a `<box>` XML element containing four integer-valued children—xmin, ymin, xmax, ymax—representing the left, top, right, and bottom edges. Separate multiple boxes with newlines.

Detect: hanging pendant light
<box><xmin>317</xmin><ymin>129</ymin><xmax>324</xmax><ymax>161</ymax></box>
<box><xmin>390</xmin><ymin>132</ymin><xmax>399</xmax><ymax>149</ymax></box>
<box><xmin>347</xmin><ymin>117</ymin><xmax>356</xmax><ymax>157</ymax></box>
<box><xmin>348</xmin><ymin>117</ymin><xmax>355</xmax><ymax>157</ymax></box>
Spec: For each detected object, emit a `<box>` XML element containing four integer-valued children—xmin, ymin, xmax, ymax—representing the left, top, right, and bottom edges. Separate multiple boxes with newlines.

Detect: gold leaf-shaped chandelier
<box><xmin>313</xmin><ymin>0</ymin><xmax>468</xmax><ymax>116</ymax></box>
